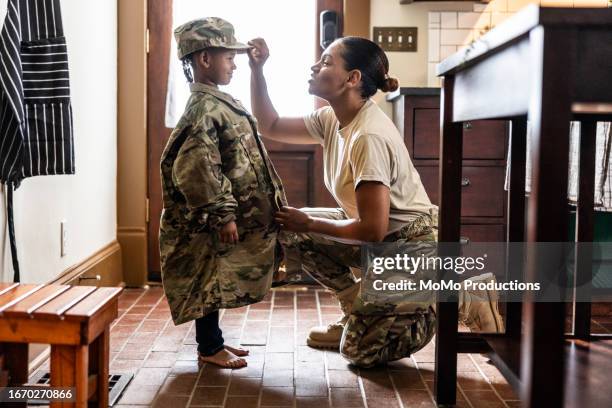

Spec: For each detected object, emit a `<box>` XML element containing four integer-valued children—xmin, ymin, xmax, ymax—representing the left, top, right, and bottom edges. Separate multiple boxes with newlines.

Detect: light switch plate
<box><xmin>373</xmin><ymin>27</ymin><xmax>417</xmax><ymax>52</ymax></box>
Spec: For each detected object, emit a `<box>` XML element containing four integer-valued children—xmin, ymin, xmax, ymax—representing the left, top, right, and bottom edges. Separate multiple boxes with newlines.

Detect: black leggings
<box><xmin>195</xmin><ymin>310</ymin><xmax>224</xmax><ymax>356</ymax></box>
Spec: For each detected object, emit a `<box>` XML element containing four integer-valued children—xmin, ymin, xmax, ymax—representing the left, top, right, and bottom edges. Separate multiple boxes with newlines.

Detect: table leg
<box><xmin>1</xmin><ymin>342</ymin><xmax>28</xmax><ymax>408</ymax></box>
<box><xmin>506</xmin><ymin>117</ymin><xmax>527</xmax><ymax>339</ymax></box>
<box><xmin>50</xmin><ymin>344</ymin><xmax>88</xmax><ymax>408</ymax></box>
<box><xmin>573</xmin><ymin>119</ymin><xmax>596</xmax><ymax>340</ymax></box>
<box><xmin>88</xmin><ymin>328</ymin><xmax>109</xmax><ymax>407</ymax></box>
<box><xmin>521</xmin><ymin>25</ymin><xmax>575</xmax><ymax>408</ymax></box>
<box><xmin>434</xmin><ymin>75</ymin><xmax>463</xmax><ymax>406</ymax></box>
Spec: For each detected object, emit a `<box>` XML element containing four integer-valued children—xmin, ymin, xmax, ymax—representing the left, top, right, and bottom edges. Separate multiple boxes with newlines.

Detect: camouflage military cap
<box><xmin>174</xmin><ymin>17</ymin><xmax>250</xmax><ymax>59</ymax></box>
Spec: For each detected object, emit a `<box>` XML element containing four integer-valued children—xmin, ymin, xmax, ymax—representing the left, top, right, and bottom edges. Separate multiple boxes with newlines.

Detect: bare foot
<box><xmin>225</xmin><ymin>344</ymin><xmax>249</xmax><ymax>357</ymax></box>
<box><xmin>198</xmin><ymin>348</ymin><xmax>247</xmax><ymax>369</ymax></box>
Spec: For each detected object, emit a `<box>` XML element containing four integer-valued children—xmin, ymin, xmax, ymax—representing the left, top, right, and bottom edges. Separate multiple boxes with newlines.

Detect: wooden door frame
<box><xmin>146</xmin><ymin>0</ymin><xmax>344</xmax><ymax>279</ymax></box>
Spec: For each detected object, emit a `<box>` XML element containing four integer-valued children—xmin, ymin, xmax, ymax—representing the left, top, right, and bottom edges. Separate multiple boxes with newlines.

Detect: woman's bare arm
<box><xmin>275</xmin><ymin>182</ymin><xmax>390</xmax><ymax>242</ymax></box>
<box><xmin>248</xmin><ymin>38</ymin><xmax>318</xmax><ymax>145</ymax></box>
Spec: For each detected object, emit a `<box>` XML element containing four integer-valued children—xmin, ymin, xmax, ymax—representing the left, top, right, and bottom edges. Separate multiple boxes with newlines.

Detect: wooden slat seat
<box><xmin>0</xmin><ymin>283</ymin><xmax>123</xmax><ymax>408</ymax></box>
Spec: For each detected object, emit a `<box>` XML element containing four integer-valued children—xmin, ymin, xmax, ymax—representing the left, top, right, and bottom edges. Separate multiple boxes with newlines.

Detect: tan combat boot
<box><xmin>459</xmin><ymin>273</ymin><xmax>505</xmax><ymax>333</ymax></box>
<box><xmin>307</xmin><ymin>283</ymin><xmax>360</xmax><ymax>349</ymax></box>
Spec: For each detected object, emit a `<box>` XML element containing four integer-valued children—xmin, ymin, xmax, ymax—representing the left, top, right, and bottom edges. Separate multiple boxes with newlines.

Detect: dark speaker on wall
<box><xmin>320</xmin><ymin>10</ymin><xmax>339</xmax><ymax>50</ymax></box>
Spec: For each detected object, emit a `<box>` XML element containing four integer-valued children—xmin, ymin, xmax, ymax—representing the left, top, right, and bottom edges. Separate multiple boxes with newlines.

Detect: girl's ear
<box><xmin>346</xmin><ymin>69</ymin><xmax>362</xmax><ymax>88</ymax></box>
<box><xmin>195</xmin><ymin>50</ymin><xmax>211</xmax><ymax>68</ymax></box>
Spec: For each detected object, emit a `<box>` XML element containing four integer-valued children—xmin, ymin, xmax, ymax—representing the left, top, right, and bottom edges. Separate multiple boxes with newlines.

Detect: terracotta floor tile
<box><xmin>144</xmin><ymin>351</ymin><xmax>178</xmax><ymax>368</ymax></box>
<box><xmin>171</xmin><ymin>360</ymin><xmax>201</xmax><ymax>376</ymax></box>
<box><xmin>224</xmin><ymin>396</ymin><xmax>259</xmax><ymax>408</ymax></box>
<box><xmin>130</xmin><ymin>367</ymin><xmax>170</xmax><ymax>386</ymax></box>
<box><xmin>153</xmin><ymin>394</ymin><xmax>190</xmax><ymax>408</ymax></box>
<box><xmin>117</xmin><ymin>384</ymin><xmax>160</xmax><ymax>405</ymax></box>
<box><xmin>159</xmin><ymin>374</ymin><xmax>197</xmax><ymax>395</ymax></box>
<box><xmin>228</xmin><ymin>377</ymin><xmax>262</xmax><ymax>396</ymax></box>
<box><xmin>457</xmin><ymin>371</ymin><xmax>492</xmax><ymax>390</ymax></box>
<box><xmin>364</xmin><ymin>396</ymin><xmax>401</xmax><ymax>408</ymax></box>
<box><xmin>463</xmin><ymin>390</ymin><xmax>506</xmax><ymax>408</ymax></box>
<box><xmin>387</xmin><ymin>357</ymin><xmax>418</xmax><ymax>371</ymax></box>
<box><xmin>110</xmin><ymin>359</ymin><xmax>143</xmax><ymax>373</ymax></box>
<box><xmin>398</xmin><ymin>389</ymin><xmax>436</xmax><ymax>408</ymax></box>
<box><xmin>263</xmin><ymin>369</ymin><xmax>294</xmax><ymax>387</ymax></box>
<box><xmin>296</xmin><ymin>396</ymin><xmax>331</xmax><ymax>408</ymax></box>
<box><xmin>231</xmin><ymin>360</ymin><xmax>264</xmax><ymax>378</ymax></box>
<box><xmin>328</xmin><ymin>369</ymin><xmax>359</xmax><ymax>388</ymax></box>
<box><xmin>296</xmin><ymin>346</ymin><xmax>324</xmax><ymax>363</ymax></box>
<box><xmin>177</xmin><ymin>344</ymin><xmax>198</xmax><ymax>361</ymax></box>
<box><xmin>260</xmin><ymin>386</ymin><xmax>295</xmax><ymax>406</ymax></box>
<box><xmin>325</xmin><ymin>352</ymin><xmax>353</xmax><ymax>371</ymax></box>
<box><xmin>329</xmin><ymin>388</ymin><xmax>364</xmax><ymax>407</ymax></box>
<box><xmin>389</xmin><ymin>369</ymin><xmax>426</xmax><ymax>389</ymax></box>
<box><xmin>198</xmin><ymin>366</ymin><xmax>231</xmax><ymax>386</ymax></box>
<box><xmin>140</xmin><ymin>319</ymin><xmax>169</xmax><ymax>332</ymax></box>
<box><xmin>241</xmin><ymin>322</ymin><xmax>269</xmax><ymax>345</ymax></box>
<box><xmin>190</xmin><ymin>386</ymin><xmax>227</xmax><ymax>406</ymax></box>
<box><xmin>295</xmin><ymin>380</ymin><xmax>328</xmax><ymax>397</ymax></box>
<box><xmin>248</xmin><ymin>310</ymin><xmax>271</xmax><ymax>320</ymax></box>
<box><xmin>491</xmin><ymin>380</ymin><xmax>518</xmax><ymax>400</ymax></box>
<box><xmin>264</xmin><ymin>352</ymin><xmax>294</xmax><ymax>370</ymax></box>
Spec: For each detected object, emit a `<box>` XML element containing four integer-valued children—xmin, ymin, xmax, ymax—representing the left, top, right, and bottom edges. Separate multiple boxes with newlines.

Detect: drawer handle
<box><xmin>460</xmin><ymin>236</ymin><xmax>470</xmax><ymax>245</ymax></box>
<box><xmin>461</xmin><ymin>177</ymin><xmax>471</xmax><ymax>187</ymax></box>
<box><xmin>463</xmin><ymin>122</ymin><xmax>473</xmax><ymax>130</ymax></box>
<box><xmin>79</xmin><ymin>274</ymin><xmax>101</xmax><ymax>282</ymax></box>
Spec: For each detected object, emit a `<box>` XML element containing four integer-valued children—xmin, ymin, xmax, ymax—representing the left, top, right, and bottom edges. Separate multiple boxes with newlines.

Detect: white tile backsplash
<box><xmin>440</xmin><ymin>45</ymin><xmax>458</xmax><ymax>60</ymax></box>
<box><xmin>428</xmin><ymin>1</ymin><xmax>605</xmax><ymax>84</ymax></box>
<box><xmin>458</xmin><ymin>12</ymin><xmax>491</xmax><ymax>29</ymax></box>
<box><xmin>440</xmin><ymin>29</ymin><xmax>473</xmax><ymax>46</ymax></box>
<box><xmin>440</xmin><ymin>12</ymin><xmax>458</xmax><ymax>29</ymax></box>
<box><xmin>428</xmin><ymin>29</ymin><xmax>440</xmax><ymax>62</ymax></box>
<box><xmin>429</xmin><ymin>12</ymin><xmax>440</xmax><ymax>25</ymax></box>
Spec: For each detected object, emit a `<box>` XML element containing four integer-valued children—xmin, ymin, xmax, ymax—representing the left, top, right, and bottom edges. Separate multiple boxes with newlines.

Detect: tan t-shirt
<box><xmin>303</xmin><ymin>99</ymin><xmax>434</xmax><ymax>234</ymax></box>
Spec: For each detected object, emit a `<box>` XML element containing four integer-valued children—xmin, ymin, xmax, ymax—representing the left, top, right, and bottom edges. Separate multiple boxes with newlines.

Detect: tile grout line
<box><xmin>316</xmin><ymin>289</ymin><xmax>334</xmax><ymax>407</ymax></box>
<box><xmin>134</xmin><ymin>292</ymin><xmax>180</xmax><ymax>406</ymax></box>
<box><xmin>456</xmin><ymin>381</ymin><xmax>475</xmax><ymax>408</ymax></box>
<box><xmin>356</xmin><ymin>371</ymin><xmax>369</xmax><ymax>408</ymax></box>
<box><xmin>467</xmin><ymin>353</ymin><xmax>511</xmax><ymax>408</ymax></box>
<box><xmin>387</xmin><ymin>368</ymin><xmax>406</xmax><ymax>408</ymax></box>
<box><xmin>411</xmin><ymin>355</ymin><xmax>436</xmax><ymax>404</ymax></box>
<box><xmin>111</xmin><ymin>289</ymin><xmax>168</xmax><ymax>364</ymax></box>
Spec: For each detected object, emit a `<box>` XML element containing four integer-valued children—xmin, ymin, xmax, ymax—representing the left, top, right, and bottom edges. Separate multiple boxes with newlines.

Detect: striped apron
<box><xmin>0</xmin><ymin>0</ymin><xmax>74</xmax><ymax>281</ymax></box>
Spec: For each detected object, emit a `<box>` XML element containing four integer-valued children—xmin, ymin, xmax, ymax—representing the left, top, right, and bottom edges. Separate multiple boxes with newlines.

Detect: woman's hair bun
<box><xmin>380</xmin><ymin>76</ymin><xmax>399</xmax><ymax>93</ymax></box>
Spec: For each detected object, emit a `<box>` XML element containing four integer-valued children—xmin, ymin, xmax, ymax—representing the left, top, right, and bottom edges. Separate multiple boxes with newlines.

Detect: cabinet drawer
<box><xmin>412</xmin><ymin>108</ymin><xmax>507</xmax><ymax>160</ymax></box>
<box><xmin>417</xmin><ymin>165</ymin><xmax>506</xmax><ymax>218</ymax></box>
<box><xmin>461</xmin><ymin>224</ymin><xmax>505</xmax><ymax>242</ymax></box>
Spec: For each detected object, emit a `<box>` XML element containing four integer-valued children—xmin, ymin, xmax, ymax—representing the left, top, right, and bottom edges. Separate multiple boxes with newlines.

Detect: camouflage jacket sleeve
<box><xmin>172</xmin><ymin>128</ymin><xmax>238</xmax><ymax>230</ymax></box>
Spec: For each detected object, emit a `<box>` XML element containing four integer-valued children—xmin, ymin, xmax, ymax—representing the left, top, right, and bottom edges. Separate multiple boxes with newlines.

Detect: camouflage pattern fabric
<box><xmin>174</xmin><ymin>17</ymin><xmax>250</xmax><ymax>59</ymax></box>
<box><xmin>160</xmin><ymin>82</ymin><xmax>287</xmax><ymax>325</ymax></box>
<box><xmin>279</xmin><ymin>209</ymin><xmax>437</xmax><ymax>367</ymax></box>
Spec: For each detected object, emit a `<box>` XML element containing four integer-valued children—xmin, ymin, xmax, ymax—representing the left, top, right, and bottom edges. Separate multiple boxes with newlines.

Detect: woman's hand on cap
<box><xmin>247</xmin><ymin>38</ymin><xmax>270</xmax><ymax>69</ymax></box>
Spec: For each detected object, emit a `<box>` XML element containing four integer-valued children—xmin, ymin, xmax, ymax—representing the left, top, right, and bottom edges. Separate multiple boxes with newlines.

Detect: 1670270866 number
<box><xmin>0</xmin><ymin>386</ymin><xmax>75</xmax><ymax>402</ymax></box>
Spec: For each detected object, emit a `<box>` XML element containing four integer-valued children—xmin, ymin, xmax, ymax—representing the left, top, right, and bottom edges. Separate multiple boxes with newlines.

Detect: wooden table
<box><xmin>433</xmin><ymin>5</ymin><xmax>612</xmax><ymax>407</ymax></box>
<box><xmin>0</xmin><ymin>283</ymin><xmax>122</xmax><ymax>407</ymax></box>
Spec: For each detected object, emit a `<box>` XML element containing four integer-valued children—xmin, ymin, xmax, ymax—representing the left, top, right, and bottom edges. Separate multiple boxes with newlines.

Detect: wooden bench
<box><xmin>0</xmin><ymin>282</ymin><xmax>123</xmax><ymax>407</ymax></box>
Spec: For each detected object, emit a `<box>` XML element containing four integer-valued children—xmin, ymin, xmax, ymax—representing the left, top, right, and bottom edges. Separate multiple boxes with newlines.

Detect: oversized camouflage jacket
<box><xmin>159</xmin><ymin>82</ymin><xmax>287</xmax><ymax>325</ymax></box>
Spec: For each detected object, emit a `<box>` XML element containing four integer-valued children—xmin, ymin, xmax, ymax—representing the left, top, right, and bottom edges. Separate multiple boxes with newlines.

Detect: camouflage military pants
<box><xmin>279</xmin><ymin>208</ymin><xmax>437</xmax><ymax>367</ymax></box>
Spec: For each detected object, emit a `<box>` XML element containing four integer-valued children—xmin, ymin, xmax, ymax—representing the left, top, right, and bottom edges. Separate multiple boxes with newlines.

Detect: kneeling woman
<box><xmin>248</xmin><ymin>37</ymin><xmax>446</xmax><ymax>367</ymax></box>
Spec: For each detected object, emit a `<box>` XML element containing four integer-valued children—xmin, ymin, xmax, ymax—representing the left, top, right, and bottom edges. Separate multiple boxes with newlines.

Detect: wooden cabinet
<box><xmin>387</xmin><ymin>87</ymin><xmax>508</xmax><ymax>242</ymax></box>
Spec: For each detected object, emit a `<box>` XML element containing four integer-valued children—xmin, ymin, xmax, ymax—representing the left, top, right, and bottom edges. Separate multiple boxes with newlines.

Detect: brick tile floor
<box><xmin>31</xmin><ymin>285</ymin><xmax>612</xmax><ymax>407</ymax></box>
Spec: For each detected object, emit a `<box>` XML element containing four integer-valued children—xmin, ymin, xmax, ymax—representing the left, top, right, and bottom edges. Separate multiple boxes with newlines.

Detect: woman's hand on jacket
<box><xmin>275</xmin><ymin>206</ymin><xmax>313</xmax><ymax>232</ymax></box>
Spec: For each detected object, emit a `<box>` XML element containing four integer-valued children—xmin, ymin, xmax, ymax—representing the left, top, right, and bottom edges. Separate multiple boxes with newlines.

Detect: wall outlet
<box><xmin>61</xmin><ymin>220</ymin><xmax>68</xmax><ymax>257</ymax></box>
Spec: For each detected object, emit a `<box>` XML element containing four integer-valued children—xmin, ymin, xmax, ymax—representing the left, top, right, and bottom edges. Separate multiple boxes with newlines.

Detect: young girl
<box><xmin>159</xmin><ymin>17</ymin><xmax>286</xmax><ymax>368</ymax></box>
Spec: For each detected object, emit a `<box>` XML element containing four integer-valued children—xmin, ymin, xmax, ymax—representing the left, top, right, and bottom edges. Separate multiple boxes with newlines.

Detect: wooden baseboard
<box><xmin>118</xmin><ymin>227</ymin><xmax>148</xmax><ymax>287</ymax></box>
<box><xmin>50</xmin><ymin>240</ymin><xmax>123</xmax><ymax>287</ymax></box>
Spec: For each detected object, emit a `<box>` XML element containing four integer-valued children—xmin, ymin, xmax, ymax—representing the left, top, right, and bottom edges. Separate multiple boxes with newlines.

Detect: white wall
<box><xmin>0</xmin><ymin>0</ymin><xmax>117</xmax><ymax>283</ymax></box>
